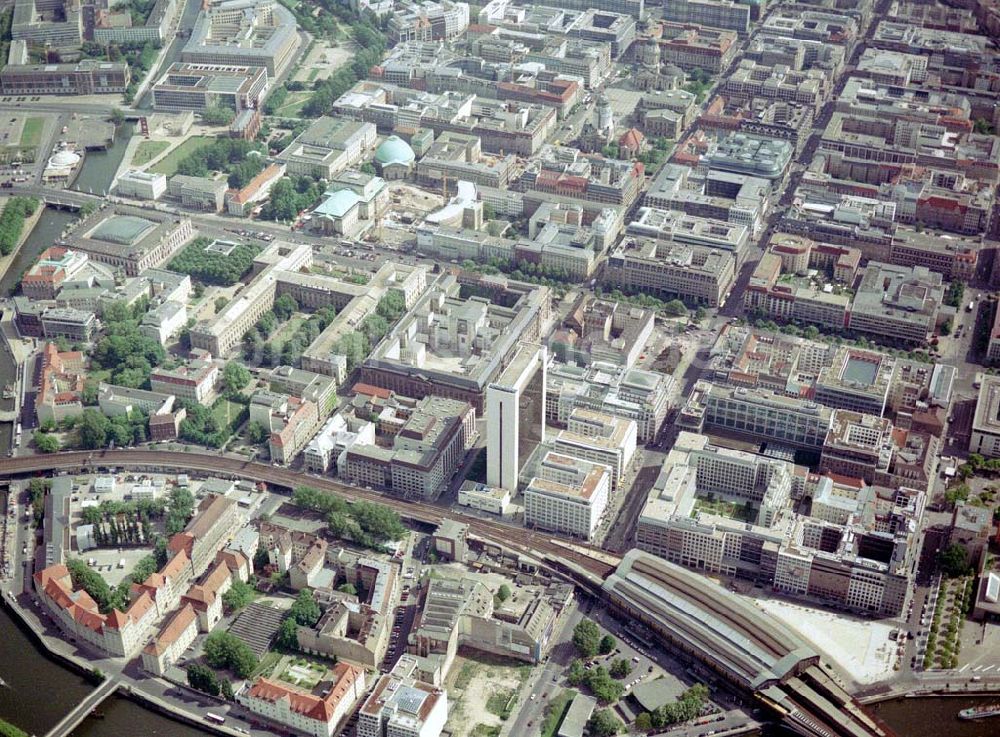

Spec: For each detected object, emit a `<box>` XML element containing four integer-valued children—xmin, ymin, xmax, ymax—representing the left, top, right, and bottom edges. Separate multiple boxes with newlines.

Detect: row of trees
<box><xmin>292</xmin><ymin>486</ymin><xmax>406</xmax><ymax>549</ymax></box>
<box><xmin>169</xmin><ymin>237</ymin><xmax>261</xmax><ymax>286</ymax></box>
<box><xmin>0</xmin><ymin>197</ymin><xmax>38</xmax><ymax>256</ymax></box>
<box><xmin>299</xmin><ymin>16</ymin><xmax>388</xmax><ymax>119</ymax></box>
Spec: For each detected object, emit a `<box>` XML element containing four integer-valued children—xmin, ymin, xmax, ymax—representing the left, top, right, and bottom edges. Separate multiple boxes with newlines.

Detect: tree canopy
<box><xmin>290</xmin><ymin>589</ymin><xmax>322</xmax><ymax>627</ymax></box>
<box><xmin>223</xmin><ymin>361</ymin><xmax>251</xmax><ymax>393</ymax></box>
<box><xmin>203</xmin><ymin>630</ymin><xmax>258</xmax><ymax>678</ymax></box>
<box><xmin>169</xmin><ymin>237</ymin><xmax>261</xmax><ymax>286</ymax></box>
<box><xmin>572</xmin><ymin>619</ymin><xmax>602</xmax><ymax>658</ymax></box>
<box><xmin>588</xmin><ymin>709</ymin><xmax>622</xmax><ymax>737</ymax></box>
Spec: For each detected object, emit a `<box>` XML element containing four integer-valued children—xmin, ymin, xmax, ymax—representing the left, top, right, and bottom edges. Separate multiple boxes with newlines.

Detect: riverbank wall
<box><xmin>0</xmin><ymin>199</ymin><xmax>44</xmax><ymax>287</ymax></box>
<box><xmin>0</xmin><ymin>593</ymin><xmax>245</xmax><ymax>737</ymax></box>
<box><xmin>859</xmin><ymin>682</ymin><xmax>1000</xmax><ymax>705</ymax></box>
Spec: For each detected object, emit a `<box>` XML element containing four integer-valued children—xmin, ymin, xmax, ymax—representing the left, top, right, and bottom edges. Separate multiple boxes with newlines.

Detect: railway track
<box><xmin>0</xmin><ymin>450</ymin><xmax>616</xmax><ymax>580</ymax></box>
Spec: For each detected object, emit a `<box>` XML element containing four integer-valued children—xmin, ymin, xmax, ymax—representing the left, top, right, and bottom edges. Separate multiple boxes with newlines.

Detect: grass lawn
<box><xmin>20</xmin><ymin>117</ymin><xmax>44</xmax><ymax>147</ymax></box>
<box><xmin>149</xmin><ymin>136</ymin><xmax>215</xmax><ymax>176</ymax></box>
<box><xmin>278</xmin><ymin>658</ymin><xmax>328</xmax><ymax>689</ymax></box>
<box><xmin>132</xmin><ymin>140</ymin><xmax>170</xmax><ymax>167</ymax></box>
<box><xmin>271</xmin><ymin>316</ymin><xmax>305</xmax><ymax>348</ymax></box>
<box><xmin>485</xmin><ymin>689</ymin><xmax>516</xmax><ymax>720</ymax></box>
<box><xmin>271</xmin><ymin>92</ymin><xmax>311</xmax><ymax>118</ymax></box>
<box><xmin>470</xmin><ymin>727</ymin><xmax>500</xmax><ymax>737</ymax></box>
<box><xmin>307</xmin><ymin>68</ymin><xmax>319</xmax><ymax>82</ymax></box>
<box><xmin>540</xmin><ymin>689</ymin><xmax>577</xmax><ymax>737</ymax></box>
<box><xmin>252</xmin><ymin>651</ymin><xmax>282</xmax><ymax>679</ymax></box>
<box><xmin>212</xmin><ymin>398</ymin><xmax>244</xmax><ymax>429</ymax></box>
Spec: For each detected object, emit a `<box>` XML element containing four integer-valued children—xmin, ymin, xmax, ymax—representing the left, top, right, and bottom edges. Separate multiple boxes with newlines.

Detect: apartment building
<box><xmin>34</xmin><ymin>564</ymin><xmax>157</xmax><ymax>658</ymax></box>
<box><xmin>167</xmin><ymin>494</ymin><xmax>242</xmax><ymax>578</ymax></box>
<box><xmin>149</xmin><ymin>360</ymin><xmax>219</xmax><ymax>406</ymax></box>
<box><xmin>238</xmin><ymin>663</ymin><xmax>366</xmax><ymax>737</ymax></box>
<box><xmin>141</xmin><ymin>604</ymin><xmax>198</xmax><ymax>676</ymax></box>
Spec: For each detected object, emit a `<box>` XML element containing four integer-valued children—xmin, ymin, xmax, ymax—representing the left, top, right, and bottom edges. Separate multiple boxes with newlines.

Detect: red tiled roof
<box><xmin>352</xmin><ymin>383</ymin><xmax>393</xmax><ymax>399</ymax></box>
<box><xmin>247</xmin><ymin>662</ymin><xmax>362</xmax><ymax>723</ymax></box>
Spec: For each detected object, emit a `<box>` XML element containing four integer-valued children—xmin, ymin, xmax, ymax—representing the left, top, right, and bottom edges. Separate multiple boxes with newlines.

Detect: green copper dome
<box><xmin>374</xmin><ymin>136</ymin><xmax>415</xmax><ymax>166</ymax></box>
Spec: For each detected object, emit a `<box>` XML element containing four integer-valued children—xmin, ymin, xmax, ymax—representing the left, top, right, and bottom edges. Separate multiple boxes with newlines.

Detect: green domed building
<box><xmin>374</xmin><ymin>136</ymin><xmax>415</xmax><ymax>180</ymax></box>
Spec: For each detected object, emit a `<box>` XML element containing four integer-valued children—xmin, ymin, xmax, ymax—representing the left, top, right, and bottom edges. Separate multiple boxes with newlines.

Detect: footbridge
<box><xmin>43</xmin><ymin>678</ymin><xmax>120</xmax><ymax>737</ymax></box>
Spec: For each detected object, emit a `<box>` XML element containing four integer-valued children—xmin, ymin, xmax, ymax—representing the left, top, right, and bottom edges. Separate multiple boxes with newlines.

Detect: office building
<box><xmin>150</xmin><ymin>360</ymin><xmax>219</xmax><ymax>406</ymax></box>
<box><xmin>551</xmin><ymin>408</ymin><xmax>636</xmax><ymax>491</ymax></box>
<box><xmin>358</xmin><ymin>660</ymin><xmax>448</xmax><ymax>737</ymax></box>
<box><xmin>276</xmin><ymin>117</ymin><xmax>378</xmax><ymax>179</ymax></box>
<box><xmin>360</xmin><ymin>275</ymin><xmax>549</xmax><ymax>413</ymax></box>
<box><xmin>183</xmin><ymin>0</ymin><xmax>298</xmax><ymax>76</ymax></box>
<box><xmin>486</xmin><ymin>344</ymin><xmax>546</xmax><ymax>492</ymax></box>
<box><xmin>663</xmin><ymin>0</ymin><xmax>751</xmax><ymax>35</ymax></box>
<box><xmin>116</xmin><ymin>170</ymin><xmax>168</xmax><ymax>201</ymax></box>
<box><xmin>151</xmin><ymin>63</ymin><xmax>268</xmax><ymax>113</ymax></box>
<box><xmin>605</xmin><ymin>237</ymin><xmax>735</xmax><ymax>307</ymax></box>
<box><xmin>678</xmin><ymin>381</ymin><xmax>833</xmax><ymax>448</ymax></box>
<box><xmin>524</xmin><ymin>452</ymin><xmax>611</xmax><ymax>541</ymax></box>
<box><xmin>545</xmin><ymin>361</ymin><xmax>672</xmax><ymax>443</ymax></box>
<box><xmin>971</xmin><ymin>375</ymin><xmax>1000</xmax><ymax>459</ymax></box>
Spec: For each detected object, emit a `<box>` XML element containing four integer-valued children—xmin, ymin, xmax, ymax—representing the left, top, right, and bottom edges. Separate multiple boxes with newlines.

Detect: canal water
<box><xmin>71</xmin><ymin>122</ymin><xmax>135</xmax><ymax>196</ymax></box>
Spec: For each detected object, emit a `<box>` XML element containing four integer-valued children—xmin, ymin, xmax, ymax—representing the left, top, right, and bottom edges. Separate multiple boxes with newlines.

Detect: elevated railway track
<box><xmin>0</xmin><ymin>450</ymin><xmax>890</xmax><ymax>737</ymax></box>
